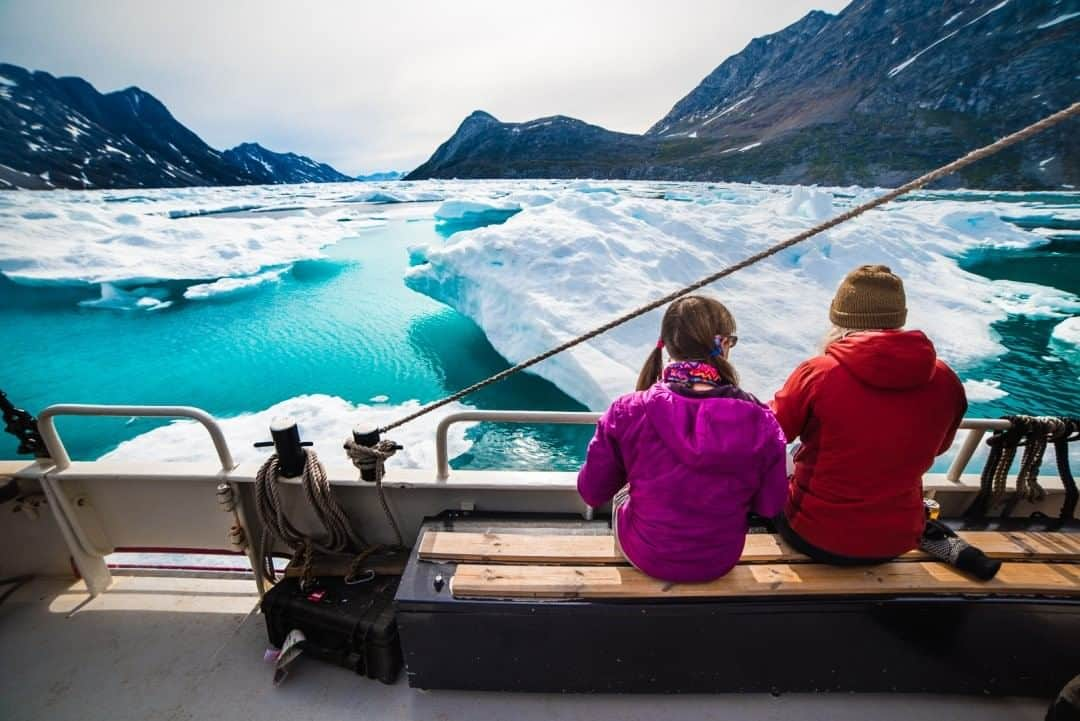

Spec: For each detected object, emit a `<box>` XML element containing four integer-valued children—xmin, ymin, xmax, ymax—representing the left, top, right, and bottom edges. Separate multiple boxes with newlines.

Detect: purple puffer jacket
<box><xmin>578</xmin><ymin>382</ymin><xmax>788</xmax><ymax>582</ymax></box>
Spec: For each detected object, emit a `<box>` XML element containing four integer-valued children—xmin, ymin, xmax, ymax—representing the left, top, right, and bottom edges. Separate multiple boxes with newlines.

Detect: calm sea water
<box><xmin>0</xmin><ymin>216</ymin><xmax>592</xmax><ymax>469</ymax></box>
<box><xmin>1</xmin><ymin>193</ymin><xmax>1077</xmax><ymax>471</ymax></box>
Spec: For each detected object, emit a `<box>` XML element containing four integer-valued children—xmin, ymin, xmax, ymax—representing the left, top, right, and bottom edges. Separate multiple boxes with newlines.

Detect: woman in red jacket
<box><xmin>771</xmin><ymin>265</ymin><xmax>967</xmax><ymax>564</ymax></box>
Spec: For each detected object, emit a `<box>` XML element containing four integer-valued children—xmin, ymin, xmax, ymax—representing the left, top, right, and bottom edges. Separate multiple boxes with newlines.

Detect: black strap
<box><xmin>0</xmin><ymin>391</ymin><xmax>47</xmax><ymax>458</ymax></box>
<box><xmin>1055</xmin><ymin>423</ymin><xmax>1078</xmax><ymax>523</ymax></box>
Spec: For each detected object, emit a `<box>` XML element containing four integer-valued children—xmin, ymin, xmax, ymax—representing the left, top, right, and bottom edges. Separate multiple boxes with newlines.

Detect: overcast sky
<box><xmin>0</xmin><ymin>0</ymin><xmax>849</xmax><ymax>175</ymax></box>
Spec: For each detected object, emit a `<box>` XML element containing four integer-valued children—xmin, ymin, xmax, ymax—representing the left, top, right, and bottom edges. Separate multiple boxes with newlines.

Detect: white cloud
<box><xmin>0</xmin><ymin>0</ymin><xmax>849</xmax><ymax>174</ymax></box>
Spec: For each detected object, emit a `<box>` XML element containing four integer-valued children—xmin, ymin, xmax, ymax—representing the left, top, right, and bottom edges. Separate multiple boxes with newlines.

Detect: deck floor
<box><xmin>0</xmin><ymin>574</ymin><xmax>1052</xmax><ymax>721</ymax></box>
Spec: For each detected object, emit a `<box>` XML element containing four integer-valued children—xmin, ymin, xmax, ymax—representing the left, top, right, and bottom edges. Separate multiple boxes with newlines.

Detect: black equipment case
<box><xmin>261</xmin><ymin>574</ymin><xmax>402</xmax><ymax>684</ymax></box>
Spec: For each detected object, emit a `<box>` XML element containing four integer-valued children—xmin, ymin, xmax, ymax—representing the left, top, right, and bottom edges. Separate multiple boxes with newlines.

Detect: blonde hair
<box><xmin>820</xmin><ymin>325</ymin><xmax>892</xmax><ymax>353</ymax></box>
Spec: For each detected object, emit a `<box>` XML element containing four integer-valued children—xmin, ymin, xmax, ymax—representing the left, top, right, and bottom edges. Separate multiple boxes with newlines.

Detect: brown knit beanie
<box><xmin>829</xmin><ymin>264</ymin><xmax>907</xmax><ymax>330</ymax></box>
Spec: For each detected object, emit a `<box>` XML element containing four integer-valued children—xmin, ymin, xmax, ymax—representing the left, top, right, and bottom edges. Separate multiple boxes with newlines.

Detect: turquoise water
<box><xmin>1</xmin><ymin>195</ymin><xmax>1077</xmax><ymax>472</ymax></box>
<box><xmin>961</xmin><ymin>233</ymin><xmax>1080</xmax><ymax>419</ymax></box>
<box><xmin>0</xmin><ymin>217</ymin><xmax>592</xmax><ymax>468</ymax></box>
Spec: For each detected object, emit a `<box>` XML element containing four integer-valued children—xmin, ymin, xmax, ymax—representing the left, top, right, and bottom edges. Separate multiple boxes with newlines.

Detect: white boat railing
<box><xmin>434</xmin><ymin>411</ymin><xmax>1014</xmax><ymax>483</ymax></box>
<box><xmin>37</xmin><ymin>404</ymin><xmax>236</xmax><ymax>472</ymax></box>
<box><xmin>17</xmin><ymin>404</ymin><xmax>1036</xmax><ymax>598</ymax></box>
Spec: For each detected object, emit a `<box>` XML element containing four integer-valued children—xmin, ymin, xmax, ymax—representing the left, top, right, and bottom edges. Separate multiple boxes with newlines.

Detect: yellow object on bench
<box><xmin>449</xmin><ymin>561</ymin><xmax>1080</xmax><ymax>600</ymax></box>
<box><xmin>419</xmin><ymin>530</ymin><xmax>1080</xmax><ymax>565</ymax></box>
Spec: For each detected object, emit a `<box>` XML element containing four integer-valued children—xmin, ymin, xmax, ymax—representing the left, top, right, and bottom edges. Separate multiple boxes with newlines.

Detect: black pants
<box><xmin>773</xmin><ymin>513</ymin><xmax>895</xmax><ymax>566</ymax></box>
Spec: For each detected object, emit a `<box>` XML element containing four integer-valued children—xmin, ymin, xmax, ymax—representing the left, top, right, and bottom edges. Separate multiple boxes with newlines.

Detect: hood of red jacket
<box><xmin>826</xmin><ymin>330</ymin><xmax>939</xmax><ymax>390</ymax></box>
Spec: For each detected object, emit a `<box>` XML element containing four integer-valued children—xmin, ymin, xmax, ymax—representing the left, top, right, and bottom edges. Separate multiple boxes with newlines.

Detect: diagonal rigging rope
<box><xmin>380</xmin><ymin>101</ymin><xmax>1080</xmax><ymax>433</ymax></box>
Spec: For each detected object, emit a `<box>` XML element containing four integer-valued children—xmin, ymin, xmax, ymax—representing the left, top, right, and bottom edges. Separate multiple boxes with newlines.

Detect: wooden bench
<box><xmin>419</xmin><ymin>529</ymin><xmax>1080</xmax><ymax>564</ymax></box>
<box><xmin>397</xmin><ymin>522</ymin><xmax>1080</xmax><ymax>694</ymax></box>
<box><xmin>416</xmin><ymin>530</ymin><xmax>1080</xmax><ymax>600</ymax></box>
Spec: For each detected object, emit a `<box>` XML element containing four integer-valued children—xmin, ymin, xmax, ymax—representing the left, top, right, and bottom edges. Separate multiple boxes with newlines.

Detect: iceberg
<box><xmin>406</xmin><ymin>182</ymin><xmax>1079</xmax><ymax>408</ymax></box>
<box><xmin>102</xmin><ymin>394</ymin><xmax>474</xmax><ymax>469</ymax></box>
<box><xmin>435</xmin><ymin>200</ymin><xmax>520</xmax><ymax>222</ymax></box>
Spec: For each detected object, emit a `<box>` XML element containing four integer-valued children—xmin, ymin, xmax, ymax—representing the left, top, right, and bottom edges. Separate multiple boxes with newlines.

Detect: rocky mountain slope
<box><xmin>406</xmin><ymin>111</ymin><xmax>659</xmax><ymax>180</ymax></box>
<box><xmin>0</xmin><ymin>63</ymin><xmax>352</xmax><ymax>190</ymax></box>
<box><xmin>408</xmin><ymin>0</ymin><xmax>1079</xmax><ymax>188</ymax></box>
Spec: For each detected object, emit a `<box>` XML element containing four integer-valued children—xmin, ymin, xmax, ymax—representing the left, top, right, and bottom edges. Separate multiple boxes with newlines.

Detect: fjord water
<box><xmin>0</xmin><ymin>215</ymin><xmax>592</xmax><ymax>468</ymax></box>
<box><xmin>1</xmin><ymin>186</ymin><xmax>1077</xmax><ymax>472</ymax></box>
<box><xmin>961</xmin><ymin>233</ymin><xmax>1080</xmax><ymax>417</ymax></box>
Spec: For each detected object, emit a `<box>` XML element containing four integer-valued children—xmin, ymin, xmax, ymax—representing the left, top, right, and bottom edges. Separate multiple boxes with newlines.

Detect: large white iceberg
<box><xmin>406</xmin><ymin>183</ymin><xmax>1080</xmax><ymax>408</ymax></box>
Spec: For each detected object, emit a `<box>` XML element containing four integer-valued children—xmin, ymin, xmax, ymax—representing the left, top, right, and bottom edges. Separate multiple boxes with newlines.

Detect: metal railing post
<box><xmin>33</xmin><ymin>404</ymin><xmax>240</xmax><ymax>597</ymax></box>
<box><xmin>946</xmin><ymin>419</ymin><xmax>1012</xmax><ymax>482</ymax></box>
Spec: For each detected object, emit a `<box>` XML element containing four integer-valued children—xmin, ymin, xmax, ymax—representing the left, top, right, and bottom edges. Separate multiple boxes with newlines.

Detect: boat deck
<box><xmin>0</xmin><ymin>573</ymin><xmax>1054</xmax><ymax>721</ymax></box>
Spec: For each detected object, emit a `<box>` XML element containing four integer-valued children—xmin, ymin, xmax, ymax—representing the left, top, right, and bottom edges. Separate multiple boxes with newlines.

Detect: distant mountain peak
<box><xmin>465</xmin><ymin>110</ymin><xmax>498</xmax><ymax>122</ymax></box>
<box><xmin>222</xmin><ymin>142</ymin><xmax>352</xmax><ymax>184</ymax></box>
<box><xmin>0</xmin><ymin>62</ymin><xmax>353</xmax><ymax>190</ymax></box>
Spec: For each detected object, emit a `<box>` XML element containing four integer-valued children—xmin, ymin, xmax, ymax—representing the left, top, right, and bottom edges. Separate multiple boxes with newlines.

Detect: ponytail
<box><xmin>636</xmin><ymin>346</ymin><xmax>663</xmax><ymax>391</ymax></box>
<box><xmin>707</xmin><ymin>355</ymin><xmax>740</xmax><ymax>387</ymax></box>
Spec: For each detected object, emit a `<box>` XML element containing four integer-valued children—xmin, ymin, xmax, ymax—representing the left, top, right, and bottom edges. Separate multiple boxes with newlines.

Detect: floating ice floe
<box><xmin>0</xmin><ymin>182</ymin><xmax>395</xmax><ymax>294</ymax></box>
<box><xmin>183</xmin><ymin>267</ymin><xmax>289</xmax><ymax>300</ymax></box>
<box><xmin>962</xmin><ymin>378</ymin><xmax>1009</xmax><ymax>402</ymax></box>
<box><xmin>1050</xmin><ymin>316</ymin><xmax>1080</xmax><ymax>364</ymax></box>
<box><xmin>102</xmin><ymin>394</ymin><xmax>474</xmax><ymax>469</ymax></box>
<box><xmin>78</xmin><ymin>282</ymin><xmax>172</xmax><ymax>311</ymax></box>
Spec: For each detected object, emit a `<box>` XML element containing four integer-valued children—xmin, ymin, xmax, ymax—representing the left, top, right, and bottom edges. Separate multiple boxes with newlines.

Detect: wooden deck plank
<box><xmin>419</xmin><ymin>530</ymin><xmax>1080</xmax><ymax>565</ymax></box>
<box><xmin>450</xmin><ymin>561</ymin><xmax>1080</xmax><ymax>600</ymax></box>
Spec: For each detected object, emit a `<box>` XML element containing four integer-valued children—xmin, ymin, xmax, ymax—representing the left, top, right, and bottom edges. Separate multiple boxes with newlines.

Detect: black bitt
<box><xmin>254</xmin><ymin>416</ymin><xmax>312</xmax><ymax>478</ymax></box>
<box><xmin>352</xmin><ymin>426</ymin><xmax>381</xmax><ymax>482</ymax></box>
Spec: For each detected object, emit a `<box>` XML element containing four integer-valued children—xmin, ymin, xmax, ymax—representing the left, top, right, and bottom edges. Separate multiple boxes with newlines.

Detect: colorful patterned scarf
<box><xmin>662</xmin><ymin>360</ymin><xmax>724</xmax><ymax>389</ymax></box>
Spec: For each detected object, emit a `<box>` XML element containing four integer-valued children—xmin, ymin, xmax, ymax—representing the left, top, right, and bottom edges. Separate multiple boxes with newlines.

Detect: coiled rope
<box><xmin>343</xmin><ymin>438</ymin><xmax>405</xmax><ymax>547</ymax></box>
<box><xmin>968</xmin><ymin>415</ymin><xmax>1080</xmax><ymax>522</ymax></box>
<box><xmin>255</xmin><ymin>449</ymin><xmax>369</xmax><ymax>581</ymax></box>
<box><xmin>377</xmin><ymin>101</ymin><xmax>1080</xmax><ymax>433</ymax></box>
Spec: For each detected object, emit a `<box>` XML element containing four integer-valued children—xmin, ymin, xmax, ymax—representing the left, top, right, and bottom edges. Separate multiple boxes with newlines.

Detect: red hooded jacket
<box><xmin>771</xmin><ymin>330</ymin><xmax>967</xmax><ymax>558</ymax></box>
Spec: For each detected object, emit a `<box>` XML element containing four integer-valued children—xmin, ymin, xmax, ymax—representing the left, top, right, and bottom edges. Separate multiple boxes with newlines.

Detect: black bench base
<box><xmin>395</xmin><ymin>519</ymin><xmax>1080</xmax><ymax>696</ymax></box>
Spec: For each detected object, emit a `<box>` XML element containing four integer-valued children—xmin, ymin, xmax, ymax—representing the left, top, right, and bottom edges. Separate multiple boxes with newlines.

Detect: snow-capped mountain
<box><xmin>0</xmin><ymin>63</ymin><xmax>351</xmax><ymax>190</ymax></box>
<box><xmin>408</xmin><ymin>0</ymin><xmax>1079</xmax><ymax>188</ymax></box>
<box><xmin>221</xmin><ymin>142</ymin><xmax>352</xmax><ymax>184</ymax></box>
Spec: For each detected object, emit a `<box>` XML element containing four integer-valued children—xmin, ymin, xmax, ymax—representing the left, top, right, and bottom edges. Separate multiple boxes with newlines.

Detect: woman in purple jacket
<box><xmin>577</xmin><ymin>295</ymin><xmax>788</xmax><ymax>582</ymax></box>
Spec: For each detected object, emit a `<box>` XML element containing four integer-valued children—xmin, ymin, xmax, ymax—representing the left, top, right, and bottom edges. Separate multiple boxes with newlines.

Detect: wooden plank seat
<box><xmin>419</xmin><ymin>529</ymin><xmax>1080</xmax><ymax>565</ymax></box>
<box><xmin>450</xmin><ymin>560</ymin><xmax>1080</xmax><ymax>600</ymax></box>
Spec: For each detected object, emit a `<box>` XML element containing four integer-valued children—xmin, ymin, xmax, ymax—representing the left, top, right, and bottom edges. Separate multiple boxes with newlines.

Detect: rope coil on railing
<box><xmin>344</xmin><ymin>438</ymin><xmax>405</xmax><ymax>548</ymax></box>
<box><xmin>377</xmin><ymin>101</ymin><xmax>1080</xmax><ymax>434</ymax></box>
<box><xmin>968</xmin><ymin>416</ymin><xmax>1080</xmax><ymax>522</ymax></box>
